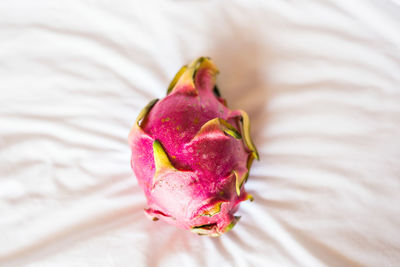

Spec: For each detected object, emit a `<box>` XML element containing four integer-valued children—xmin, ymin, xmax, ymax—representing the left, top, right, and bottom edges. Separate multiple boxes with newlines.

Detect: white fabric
<box><xmin>1</xmin><ymin>1</ymin><xmax>400</xmax><ymax>266</ymax></box>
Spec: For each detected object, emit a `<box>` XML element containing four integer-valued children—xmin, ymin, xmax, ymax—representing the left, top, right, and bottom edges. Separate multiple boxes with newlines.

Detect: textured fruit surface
<box><xmin>129</xmin><ymin>57</ymin><xmax>258</xmax><ymax>236</ymax></box>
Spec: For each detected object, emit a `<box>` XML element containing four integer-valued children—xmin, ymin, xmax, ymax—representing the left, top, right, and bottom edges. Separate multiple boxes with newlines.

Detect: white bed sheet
<box><xmin>1</xmin><ymin>1</ymin><xmax>400</xmax><ymax>266</ymax></box>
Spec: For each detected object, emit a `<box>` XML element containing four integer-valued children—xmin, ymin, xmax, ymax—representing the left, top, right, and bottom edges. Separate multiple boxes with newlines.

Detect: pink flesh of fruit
<box><xmin>128</xmin><ymin>57</ymin><xmax>259</xmax><ymax>236</ymax></box>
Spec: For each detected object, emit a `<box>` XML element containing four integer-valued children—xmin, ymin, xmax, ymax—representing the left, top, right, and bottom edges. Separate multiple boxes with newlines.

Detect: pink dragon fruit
<box><xmin>128</xmin><ymin>57</ymin><xmax>259</xmax><ymax>236</ymax></box>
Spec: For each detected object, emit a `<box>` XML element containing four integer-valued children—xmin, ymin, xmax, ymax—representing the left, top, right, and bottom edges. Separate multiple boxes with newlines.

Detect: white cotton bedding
<box><xmin>1</xmin><ymin>1</ymin><xmax>400</xmax><ymax>266</ymax></box>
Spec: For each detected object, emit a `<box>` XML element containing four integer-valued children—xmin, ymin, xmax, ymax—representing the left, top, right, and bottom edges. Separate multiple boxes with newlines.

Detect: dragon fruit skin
<box><xmin>129</xmin><ymin>57</ymin><xmax>258</xmax><ymax>236</ymax></box>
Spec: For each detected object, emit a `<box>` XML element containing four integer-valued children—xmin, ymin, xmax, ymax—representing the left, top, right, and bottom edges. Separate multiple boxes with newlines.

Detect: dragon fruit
<box><xmin>128</xmin><ymin>57</ymin><xmax>259</xmax><ymax>236</ymax></box>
